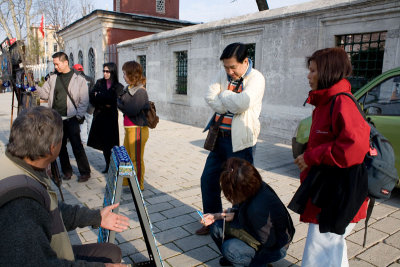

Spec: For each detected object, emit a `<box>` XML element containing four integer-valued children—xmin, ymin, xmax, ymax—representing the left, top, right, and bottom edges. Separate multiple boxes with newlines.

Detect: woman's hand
<box><xmin>294</xmin><ymin>153</ymin><xmax>308</xmax><ymax>172</ymax></box>
<box><xmin>221</xmin><ymin>210</ymin><xmax>235</xmax><ymax>222</ymax></box>
<box><xmin>202</xmin><ymin>213</ymin><xmax>216</xmax><ymax>226</ymax></box>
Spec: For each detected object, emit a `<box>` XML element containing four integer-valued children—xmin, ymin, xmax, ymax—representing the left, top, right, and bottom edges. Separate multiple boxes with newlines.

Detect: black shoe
<box><xmin>78</xmin><ymin>174</ymin><xmax>91</xmax><ymax>183</ymax></box>
<box><xmin>219</xmin><ymin>257</ymin><xmax>233</xmax><ymax>266</ymax></box>
<box><xmin>62</xmin><ymin>172</ymin><xmax>72</xmax><ymax>180</ymax></box>
<box><xmin>102</xmin><ymin>166</ymin><xmax>109</xmax><ymax>174</ymax></box>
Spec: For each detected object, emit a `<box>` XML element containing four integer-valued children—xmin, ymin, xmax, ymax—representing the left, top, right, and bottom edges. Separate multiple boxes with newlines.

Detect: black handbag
<box><xmin>203</xmin><ymin>114</ymin><xmax>224</xmax><ymax>151</ymax></box>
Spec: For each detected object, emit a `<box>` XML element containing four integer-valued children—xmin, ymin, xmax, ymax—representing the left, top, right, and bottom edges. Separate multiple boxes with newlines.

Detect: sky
<box><xmin>1</xmin><ymin>0</ymin><xmax>312</xmax><ymax>43</ymax></box>
<box><xmin>94</xmin><ymin>0</ymin><xmax>312</xmax><ymax>23</ymax></box>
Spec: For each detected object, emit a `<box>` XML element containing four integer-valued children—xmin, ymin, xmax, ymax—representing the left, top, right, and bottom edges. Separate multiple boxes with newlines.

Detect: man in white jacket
<box><xmin>196</xmin><ymin>43</ymin><xmax>265</xmax><ymax>235</ymax></box>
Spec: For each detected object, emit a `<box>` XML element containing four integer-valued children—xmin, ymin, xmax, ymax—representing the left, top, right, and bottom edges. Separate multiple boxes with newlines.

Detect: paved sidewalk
<box><xmin>0</xmin><ymin>92</ymin><xmax>400</xmax><ymax>266</ymax></box>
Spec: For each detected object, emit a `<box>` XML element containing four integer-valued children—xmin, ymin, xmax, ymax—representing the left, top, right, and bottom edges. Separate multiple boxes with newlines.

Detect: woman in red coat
<box><xmin>294</xmin><ymin>48</ymin><xmax>370</xmax><ymax>267</ymax></box>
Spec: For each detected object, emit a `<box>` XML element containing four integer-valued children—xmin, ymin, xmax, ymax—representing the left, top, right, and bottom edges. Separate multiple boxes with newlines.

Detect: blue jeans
<box><xmin>211</xmin><ymin>220</ymin><xmax>287</xmax><ymax>267</ymax></box>
<box><xmin>211</xmin><ymin>220</ymin><xmax>256</xmax><ymax>267</ymax></box>
<box><xmin>201</xmin><ymin>135</ymin><xmax>254</xmax><ymax>213</ymax></box>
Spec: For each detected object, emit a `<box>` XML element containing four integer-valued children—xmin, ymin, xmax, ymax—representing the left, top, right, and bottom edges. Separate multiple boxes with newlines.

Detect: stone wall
<box><xmin>117</xmin><ymin>0</ymin><xmax>400</xmax><ymax>142</ymax></box>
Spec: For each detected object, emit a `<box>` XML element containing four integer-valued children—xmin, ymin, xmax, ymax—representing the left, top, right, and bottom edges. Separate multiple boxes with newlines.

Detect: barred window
<box><xmin>78</xmin><ymin>50</ymin><xmax>84</xmax><ymax>66</ymax></box>
<box><xmin>175</xmin><ymin>51</ymin><xmax>187</xmax><ymax>95</ymax></box>
<box><xmin>53</xmin><ymin>44</ymin><xmax>58</xmax><ymax>53</ymax></box>
<box><xmin>69</xmin><ymin>53</ymin><xmax>74</xmax><ymax>67</ymax></box>
<box><xmin>246</xmin><ymin>43</ymin><xmax>256</xmax><ymax>68</ymax></box>
<box><xmin>88</xmin><ymin>48</ymin><xmax>95</xmax><ymax>79</ymax></box>
<box><xmin>138</xmin><ymin>55</ymin><xmax>146</xmax><ymax>77</ymax></box>
<box><xmin>336</xmin><ymin>31</ymin><xmax>386</xmax><ymax>92</ymax></box>
<box><xmin>156</xmin><ymin>0</ymin><xmax>165</xmax><ymax>14</ymax></box>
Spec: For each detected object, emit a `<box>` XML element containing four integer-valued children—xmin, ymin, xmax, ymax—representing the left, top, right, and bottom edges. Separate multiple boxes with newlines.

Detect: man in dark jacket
<box><xmin>0</xmin><ymin>106</ymin><xmax>130</xmax><ymax>266</ymax></box>
<box><xmin>37</xmin><ymin>52</ymin><xmax>91</xmax><ymax>182</ymax></box>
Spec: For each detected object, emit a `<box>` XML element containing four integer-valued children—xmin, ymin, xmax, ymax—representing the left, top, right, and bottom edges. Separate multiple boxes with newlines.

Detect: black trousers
<box><xmin>72</xmin><ymin>243</ymin><xmax>122</xmax><ymax>263</ymax></box>
<box><xmin>59</xmin><ymin>117</ymin><xmax>91</xmax><ymax>176</ymax></box>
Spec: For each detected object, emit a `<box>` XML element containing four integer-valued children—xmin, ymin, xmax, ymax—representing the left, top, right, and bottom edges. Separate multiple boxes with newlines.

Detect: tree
<box><xmin>35</xmin><ymin>0</ymin><xmax>78</xmax><ymax>51</ymax></box>
<box><xmin>80</xmin><ymin>0</ymin><xmax>94</xmax><ymax>17</ymax></box>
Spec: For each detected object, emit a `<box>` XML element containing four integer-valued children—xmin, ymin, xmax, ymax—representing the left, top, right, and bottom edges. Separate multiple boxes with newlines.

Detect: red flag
<box><xmin>39</xmin><ymin>15</ymin><xmax>44</xmax><ymax>38</ymax></box>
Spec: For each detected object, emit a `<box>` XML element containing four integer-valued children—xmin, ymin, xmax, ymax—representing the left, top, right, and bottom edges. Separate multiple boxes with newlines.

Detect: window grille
<box><xmin>156</xmin><ymin>0</ymin><xmax>165</xmax><ymax>14</ymax></box>
<box><xmin>69</xmin><ymin>53</ymin><xmax>74</xmax><ymax>67</ymax></box>
<box><xmin>53</xmin><ymin>44</ymin><xmax>57</xmax><ymax>53</ymax></box>
<box><xmin>336</xmin><ymin>31</ymin><xmax>386</xmax><ymax>92</ymax></box>
<box><xmin>175</xmin><ymin>51</ymin><xmax>187</xmax><ymax>95</ymax></box>
<box><xmin>78</xmin><ymin>50</ymin><xmax>83</xmax><ymax>66</ymax></box>
<box><xmin>246</xmin><ymin>43</ymin><xmax>256</xmax><ymax>68</ymax></box>
<box><xmin>88</xmin><ymin>48</ymin><xmax>95</xmax><ymax>79</ymax></box>
<box><xmin>138</xmin><ymin>55</ymin><xmax>146</xmax><ymax>77</ymax></box>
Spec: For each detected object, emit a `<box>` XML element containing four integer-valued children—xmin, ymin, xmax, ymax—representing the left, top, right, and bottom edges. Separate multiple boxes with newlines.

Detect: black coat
<box><xmin>87</xmin><ymin>79</ymin><xmax>123</xmax><ymax>152</ymax></box>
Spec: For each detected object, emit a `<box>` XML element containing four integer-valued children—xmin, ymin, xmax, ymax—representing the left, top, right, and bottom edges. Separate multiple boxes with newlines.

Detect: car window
<box><xmin>362</xmin><ymin>75</ymin><xmax>400</xmax><ymax>116</ymax></box>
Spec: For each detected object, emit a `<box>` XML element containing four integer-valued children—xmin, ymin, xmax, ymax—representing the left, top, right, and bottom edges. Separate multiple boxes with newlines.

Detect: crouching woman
<box><xmin>201</xmin><ymin>158</ymin><xmax>295</xmax><ymax>266</ymax></box>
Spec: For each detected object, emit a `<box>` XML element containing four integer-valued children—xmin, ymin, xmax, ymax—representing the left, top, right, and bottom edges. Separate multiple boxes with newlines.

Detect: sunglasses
<box><xmin>103</xmin><ymin>70</ymin><xmax>110</xmax><ymax>73</ymax></box>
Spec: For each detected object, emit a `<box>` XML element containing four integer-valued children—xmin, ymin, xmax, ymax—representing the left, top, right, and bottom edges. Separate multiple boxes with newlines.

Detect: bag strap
<box><xmin>363</xmin><ymin>197</ymin><xmax>375</xmax><ymax>247</ymax></box>
<box><xmin>330</xmin><ymin>92</ymin><xmax>373</xmax><ymax>247</ymax></box>
<box><xmin>58</xmin><ymin>74</ymin><xmax>78</xmax><ymax>111</ymax></box>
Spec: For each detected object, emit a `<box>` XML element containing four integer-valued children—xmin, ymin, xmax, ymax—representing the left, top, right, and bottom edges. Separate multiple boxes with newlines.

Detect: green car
<box><xmin>292</xmin><ymin>67</ymin><xmax>400</xmax><ymax>186</ymax></box>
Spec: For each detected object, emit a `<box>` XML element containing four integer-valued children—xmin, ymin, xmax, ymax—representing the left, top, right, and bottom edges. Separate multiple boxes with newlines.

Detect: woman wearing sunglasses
<box><xmin>87</xmin><ymin>62</ymin><xmax>124</xmax><ymax>173</ymax></box>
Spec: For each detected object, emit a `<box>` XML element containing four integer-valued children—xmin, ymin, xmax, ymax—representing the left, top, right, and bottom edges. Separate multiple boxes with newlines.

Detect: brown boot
<box><xmin>195</xmin><ymin>225</ymin><xmax>209</xmax><ymax>235</ymax></box>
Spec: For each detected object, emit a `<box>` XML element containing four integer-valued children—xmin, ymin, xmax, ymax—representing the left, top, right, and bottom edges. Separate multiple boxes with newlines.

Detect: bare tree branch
<box><xmin>8</xmin><ymin>0</ymin><xmax>21</xmax><ymax>40</ymax></box>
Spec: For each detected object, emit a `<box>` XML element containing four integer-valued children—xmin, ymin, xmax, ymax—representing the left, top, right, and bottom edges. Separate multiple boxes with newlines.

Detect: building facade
<box><xmin>58</xmin><ymin>0</ymin><xmax>193</xmax><ymax>80</ymax></box>
<box><xmin>117</xmin><ymin>0</ymin><xmax>400</xmax><ymax>142</ymax></box>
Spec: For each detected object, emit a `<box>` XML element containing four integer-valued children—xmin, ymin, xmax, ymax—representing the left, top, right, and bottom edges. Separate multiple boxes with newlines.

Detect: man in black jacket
<box><xmin>0</xmin><ymin>106</ymin><xmax>129</xmax><ymax>266</ymax></box>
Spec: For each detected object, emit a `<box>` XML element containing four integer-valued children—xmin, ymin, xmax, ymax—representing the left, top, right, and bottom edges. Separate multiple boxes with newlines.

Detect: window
<box><xmin>175</xmin><ymin>51</ymin><xmax>187</xmax><ymax>95</ymax></box>
<box><xmin>138</xmin><ymin>55</ymin><xmax>146</xmax><ymax>77</ymax></box>
<box><xmin>359</xmin><ymin>75</ymin><xmax>400</xmax><ymax>116</ymax></box>
<box><xmin>88</xmin><ymin>48</ymin><xmax>95</xmax><ymax>79</ymax></box>
<box><xmin>246</xmin><ymin>43</ymin><xmax>256</xmax><ymax>68</ymax></box>
<box><xmin>53</xmin><ymin>44</ymin><xmax>57</xmax><ymax>53</ymax></box>
<box><xmin>156</xmin><ymin>0</ymin><xmax>165</xmax><ymax>14</ymax></box>
<box><xmin>337</xmin><ymin>31</ymin><xmax>386</xmax><ymax>92</ymax></box>
<box><xmin>69</xmin><ymin>53</ymin><xmax>74</xmax><ymax>67</ymax></box>
<box><xmin>78</xmin><ymin>50</ymin><xmax>83</xmax><ymax>66</ymax></box>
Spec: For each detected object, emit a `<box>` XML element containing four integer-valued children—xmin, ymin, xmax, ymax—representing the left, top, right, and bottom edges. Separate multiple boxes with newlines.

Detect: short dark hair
<box><xmin>220</xmin><ymin>158</ymin><xmax>262</xmax><ymax>204</ymax></box>
<box><xmin>307</xmin><ymin>48</ymin><xmax>352</xmax><ymax>90</ymax></box>
<box><xmin>52</xmin><ymin>52</ymin><xmax>69</xmax><ymax>63</ymax></box>
<box><xmin>7</xmin><ymin>106</ymin><xmax>63</xmax><ymax>161</ymax></box>
<box><xmin>220</xmin><ymin>43</ymin><xmax>248</xmax><ymax>63</ymax></box>
<box><xmin>103</xmin><ymin>62</ymin><xmax>119</xmax><ymax>84</ymax></box>
<box><xmin>122</xmin><ymin>61</ymin><xmax>146</xmax><ymax>86</ymax></box>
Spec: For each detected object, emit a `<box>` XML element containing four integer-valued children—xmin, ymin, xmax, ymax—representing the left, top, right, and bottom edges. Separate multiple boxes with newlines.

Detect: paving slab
<box><xmin>1</xmin><ymin>92</ymin><xmax>400</xmax><ymax>266</ymax></box>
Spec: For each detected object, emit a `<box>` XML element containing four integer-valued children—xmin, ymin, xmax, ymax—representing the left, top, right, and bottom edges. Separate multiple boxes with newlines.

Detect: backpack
<box><xmin>330</xmin><ymin>92</ymin><xmax>398</xmax><ymax>246</ymax></box>
<box><xmin>146</xmin><ymin>101</ymin><xmax>159</xmax><ymax>129</ymax></box>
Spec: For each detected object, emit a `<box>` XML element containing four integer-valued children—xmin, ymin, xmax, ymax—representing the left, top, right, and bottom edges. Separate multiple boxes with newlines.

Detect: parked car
<box><xmin>292</xmin><ymin>67</ymin><xmax>400</xmax><ymax>186</ymax></box>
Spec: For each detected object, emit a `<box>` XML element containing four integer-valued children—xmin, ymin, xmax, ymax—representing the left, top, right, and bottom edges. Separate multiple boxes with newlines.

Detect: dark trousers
<box><xmin>59</xmin><ymin>117</ymin><xmax>91</xmax><ymax>176</ymax></box>
<box><xmin>72</xmin><ymin>243</ymin><xmax>122</xmax><ymax>263</ymax></box>
<box><xmin>201</xmin><ymin>135</ymin><xmax>254</xmax><ymax>213</ymax></box>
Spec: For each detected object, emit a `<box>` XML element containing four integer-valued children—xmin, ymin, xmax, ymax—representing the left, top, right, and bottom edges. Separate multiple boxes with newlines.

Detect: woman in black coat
<box><xmin>87</xmin><ymin>62</ymin><xmax>123</xmax><ymax>173</ymax></box>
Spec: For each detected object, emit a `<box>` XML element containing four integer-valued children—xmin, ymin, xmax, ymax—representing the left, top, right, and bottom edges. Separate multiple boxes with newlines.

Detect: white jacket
<box><xmin>205</xmin><ymin>65</ymin><xmax>265</xmax><ymax>152</ymax></box>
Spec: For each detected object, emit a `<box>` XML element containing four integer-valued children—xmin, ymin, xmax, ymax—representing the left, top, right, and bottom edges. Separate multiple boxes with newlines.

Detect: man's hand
<box><xmin>100</xmin><ymin>203</ymin><xmax>130</xmax><ymax>232</ymax></box>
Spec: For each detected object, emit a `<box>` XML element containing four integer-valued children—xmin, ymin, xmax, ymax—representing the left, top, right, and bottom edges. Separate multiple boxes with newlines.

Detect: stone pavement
<box><xmin>0</xmin><ymin>91</ymin><xmax>400</xmax><ymax>266</ymax></box>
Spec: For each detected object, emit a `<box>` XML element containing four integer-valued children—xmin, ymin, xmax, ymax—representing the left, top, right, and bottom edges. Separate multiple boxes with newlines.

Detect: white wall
<box><xmin>118</xmin><ymin>0</ymin><xmax>400</xmax><ymax>142</ymax></box>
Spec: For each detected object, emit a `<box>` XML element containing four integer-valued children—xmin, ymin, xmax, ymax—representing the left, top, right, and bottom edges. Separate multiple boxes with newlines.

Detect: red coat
<box><xmin>300</xmin><ymin>79</ymin><xmax>370</xmax><ymax>224</ymax></box>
